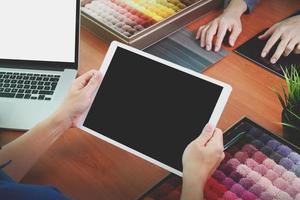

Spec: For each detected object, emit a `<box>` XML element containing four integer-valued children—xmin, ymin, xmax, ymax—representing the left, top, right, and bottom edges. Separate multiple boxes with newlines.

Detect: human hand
<box><xmin>196</xmin><ymin>0</ymin><xmax>247</xmax><ymax>52</ymax></box>
<box><xmin>182</xmin><ymin>124</ymin><xmax>225</xmax><ymax>182</ymax></box>
<box><xmin>259</xmin><ymin>15</ymin><xmax>300</xmax><ymax>64</ymax></box>
<box><xmin>57</xmin><ymin>70</ymin><xmax>102</xmax><ymax>128</ymax></box>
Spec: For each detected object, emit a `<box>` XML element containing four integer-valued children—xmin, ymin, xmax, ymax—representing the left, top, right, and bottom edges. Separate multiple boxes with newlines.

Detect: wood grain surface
<box><xmin>1</xmin><ymin>0</ymin><xmax>300</xmax><ymax>199</ymax></box>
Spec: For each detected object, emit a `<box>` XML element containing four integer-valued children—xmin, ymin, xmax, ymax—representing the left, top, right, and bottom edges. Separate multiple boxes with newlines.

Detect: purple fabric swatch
<box><xmin>277</xmin><ymin>145</ymin><xmax>292</xmax><ymax>157</ymax></box>
<box><xmin>248</xmin><ymin>128</ymin><xmax>263</xmax><ymax>138</ymax></box>
<box><xmin>212</xmin><ymin>170</ymin><xmax>226</xmax><ymax>182</ymax></box>
<box><xmin>230</xmin><ymin>171</ymin><xmax>243</xmax><ymax>182</ymax></box>
<box><xmin>230</xmin><ymin>183</ymin><xmax>245</xmax><ymax>197</ymax></box>
<box><xmin>291</xmin><ymin>164</ymin><xmax>300</xmax><ymax>177</ymax></box>
<box><xmin>260</xmin><ymin>192</ymin><xmax>274</xmax><ymax>200</ymax></box>
<box><xmin>223</xmin><ymin>177</ymin><xmax>236</xmax><ymax>189</ymax></box>
<box><xmin>288</xmin><ymin>152</ymin><xmax>300</xmax><ymax>164</ymax></box>
<box><xmin>241</xmin><ymin>191</ymin><xmax>257</xmax><ymax>200</ymax></box>
<box><xmin>259</xmin><ymin>134</ymin><xmax>272</xmax><ymax>143</ymax></box>
<box><xmin>267</xmin><ymin>139</ymin><xmax>281</xmax><ymax>151</ymax></box>
<box><xmin>239</xmin><ymin>178</ymin><xmax>254</xmax><ymax>190</ymax></box>
<box><xmin>223</xmin><ymin>191</ymin><xmax>238</xmax><ymax>200</ymax></box>
<box><xmin>270</xmin><ymin>152</ymin><xmax>283</xmax><ymax>163</ymax></box>
<box><xmin>219</xmin><ymin>163</ymin><xmax>233</xmax><ymax>175</ymax></box>
<box><xmin>251</xmin><ymin>139</ymin><xmax>264</xmax><ymax>149</ymax></box>
<box><xmin>279</xmin><ymin>157</ymin><xmax>294</xmax><ymax>170</ymax></box>
<box><xmin>260</xmin><ymin>146</ymin><xmax>273</xmax><ymax>157</ymax></box>
<box><xmin>249</xmin><ymin>184</ymin><xmax>265</xmax><ymax>196</ymax></box>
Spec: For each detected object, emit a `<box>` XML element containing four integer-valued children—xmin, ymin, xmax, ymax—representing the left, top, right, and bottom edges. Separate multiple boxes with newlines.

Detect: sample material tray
<box><xmin>80</xmin><ymin>0</ymin><xmax>222</xmax><ymax>49</ymax></box>
<box><xmin>137</xmin><ymin>117</ymin><xmax>300</xmax><ymax>200</ymax></box>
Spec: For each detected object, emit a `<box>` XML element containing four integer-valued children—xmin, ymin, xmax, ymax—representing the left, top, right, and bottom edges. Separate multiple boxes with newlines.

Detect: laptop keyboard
<box><xmin>0</xmin><ymin>72</ymin><xmax>61</xmax><ymax>101</ymax></box>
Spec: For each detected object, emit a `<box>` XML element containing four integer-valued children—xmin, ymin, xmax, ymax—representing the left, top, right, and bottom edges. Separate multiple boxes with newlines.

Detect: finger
<box><xmin>74</xmin><ymin>70</ymin><xmax>98</xmax><ymax>90</ymax></box>
<box><xmin>284</xmin><ymin>39</ymin><xmax>297</xmax><ymax>56</ymax></box>
<box><xmin>270</xmin><ymin>38</ymin><xmax>290</xmax><ymax>64</ymax></box>
<box><xmin>229</xmin><ymin>24</ymin><xmax>241</xmax><ymax>47</ymax></box>
<box><xmin>261</xmin><ymin>31</ymin><xmax>281</xmax><ymax>58</ymax></box>
<box><xmin>200</xmin><ymin>26</ymin><xmax>209</xmax><ymax>48</ymax></box>
<box><xmin>83</xmin><ymin>71</ymin><xmax>102</xmax><ymax>97</ymax></box>
<box><xmin>195</xmin><ymin>124</ymin><xmax>215</xmax><ymax>146</ymax></box>
<box><xmin>214</xmin><ymin>23</ymin><xmax>228</xmax><ymax>52</ymax></box>
<box><xmin>205</xmin><ymin>22</ymin><xmax>218</xmax><ymax>51</ymax></box>
<box><xmin>207</xmin><ymin>128</ymin><xmax>223</xmax><ymax>149</ymax></box>
<box><xmin>196</xmin><ymin>25</ymin><xmax>204</xmax><ymax>40</ymax></box>
<box><xmin>294</xmin><ymin>43</ymin><xmax>300</xmax><ymax>54</ymax></box>
<box><xmin>258</xmin><ymin>25</ymin><xmax>276</xmax><ymax>40</ymax></box>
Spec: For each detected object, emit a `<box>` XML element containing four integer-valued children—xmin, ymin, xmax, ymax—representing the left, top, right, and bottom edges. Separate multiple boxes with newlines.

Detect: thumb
<box><xmin>83</xmin><ymin>71</ymin><xmax>102</xmax><ymax>97</ymax></box>
<box><xmin>195</xmin><ymin>124</ymin><xmax>215</xmax><ymax>146</ymax></box>
<box><xmin>294</xmin><ymin>43</ymin><xmax>300</xmax><ymax>54</ymax></box>
<box><xmin>206</xmin><ymin>128</ymin><xmax>223</xmax><ymax>148</ymax></box>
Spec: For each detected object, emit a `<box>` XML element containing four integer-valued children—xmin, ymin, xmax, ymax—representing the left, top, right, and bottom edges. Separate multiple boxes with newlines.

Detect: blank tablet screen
<box><xmin>84</xmin><ymin>47</ymin><xmax>223</xmax><ymax>171</ymax></box>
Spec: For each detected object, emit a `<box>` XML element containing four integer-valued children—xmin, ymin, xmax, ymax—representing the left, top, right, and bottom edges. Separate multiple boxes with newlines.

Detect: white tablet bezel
<box><xmin>79</xmin><ymin>41</ymin><xmax>232</xmax><ymax>176</ymax></box>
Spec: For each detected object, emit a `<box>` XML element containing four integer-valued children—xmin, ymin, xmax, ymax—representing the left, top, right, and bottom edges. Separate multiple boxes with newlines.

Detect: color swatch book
<box><xmin>145</xmin><ymin>28</ymin><xmax>228</xmax><ymax>72</ymax></box>
<box><xmin>137</xmin><ymin>118</ymin><xmax>300</xmax><ymax>200</ymax></box>
<box><xmin>81</xmin><ymin>0</ymin><xmax>200</xmax><ymax>38</ymax></box>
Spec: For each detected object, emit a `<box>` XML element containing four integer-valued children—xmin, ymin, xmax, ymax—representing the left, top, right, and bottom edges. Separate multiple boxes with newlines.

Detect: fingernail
<box><xmin>206</xmin><ymin>45</ymin><xmax>211</xmax><ymax>51</ymax></box>
<box><xmin>261</xmin><ymin>52</ymin><xmax>266</xmax><ymax>58</ymax></box>
<box><xmin>230</xmin><ymin>40</ymin><xmax>234</xmax><ymax>47</ymax></box>
<box><xmin>271</xmin><ymin>58</ymin><xmax>276</xmax><ymax>64</ymax></box>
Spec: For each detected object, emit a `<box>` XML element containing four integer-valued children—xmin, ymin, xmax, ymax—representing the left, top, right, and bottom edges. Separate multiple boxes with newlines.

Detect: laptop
<box><xmin>0</xmin><ymin>0</ymin><xmax>80</xmax><ymax>130</ymax></box>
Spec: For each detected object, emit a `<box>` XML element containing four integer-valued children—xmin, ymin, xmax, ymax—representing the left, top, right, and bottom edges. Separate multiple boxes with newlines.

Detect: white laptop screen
<box><xmin>0</xmin><ymin>0</ymin><xmax>77</xmax><ymax>63</ymax></box>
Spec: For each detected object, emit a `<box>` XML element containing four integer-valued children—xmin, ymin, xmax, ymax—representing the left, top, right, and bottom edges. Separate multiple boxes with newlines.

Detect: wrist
<box><xmin>48</xmin><ymin>109</ymin><xmax>72</xmax><ymax>133</ymax></box>
<box><xmin>182</xmin><ymin>168</ymin><xmax>207</xmax><ymax>189</ymax></box>
<box><xmin>181</xmin><ymin>172</ymin><xmax>205</xmax><ymax>200</ymax></box>
<box><xmin>224</xmin><ymin>0</ymin><xmax>247</xmax><ymax>17</ymax></box>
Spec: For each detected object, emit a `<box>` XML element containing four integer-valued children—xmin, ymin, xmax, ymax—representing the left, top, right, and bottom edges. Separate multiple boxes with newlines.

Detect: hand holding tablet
<box><xmin>79</xmin><ymin>41</ymin><xmax>232</xmax><ymax>176</ymax></box>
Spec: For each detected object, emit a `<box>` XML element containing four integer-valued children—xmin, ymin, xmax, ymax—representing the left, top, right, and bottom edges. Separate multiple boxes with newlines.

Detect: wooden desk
<box><xmin>1</xmin><ymin>0</ymin><xmax>300</xmax><ymax>199</ymax></box>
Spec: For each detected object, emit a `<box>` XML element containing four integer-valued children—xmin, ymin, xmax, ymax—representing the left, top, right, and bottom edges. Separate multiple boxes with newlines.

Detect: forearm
<box><xmin>0</xmin><ymin>111</ymin><xmax>70</xmax><ymax>182</ymax></box>
<box><xmin>180</xmin><ymin>170</ymin><xmax>207</xmax><ymax>200</ymax></box>
<box><xmin>224</xmin><ymin>0</ymin><xmax>248</xmax><ymax>17</ymax></box>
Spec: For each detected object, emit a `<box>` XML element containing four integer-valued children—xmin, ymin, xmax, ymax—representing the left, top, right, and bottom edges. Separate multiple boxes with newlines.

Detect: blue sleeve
<box><xmin>224</xmin><ymin>0</ymin><xmax>260</xmax><ymax>13</ymax></box>
<box><xmin>0</xmin><ymin>169</ymin><xmax>71</xmax><ymax>200</ymax></box>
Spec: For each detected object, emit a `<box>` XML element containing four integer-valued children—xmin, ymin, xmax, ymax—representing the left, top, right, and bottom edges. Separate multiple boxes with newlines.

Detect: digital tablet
<box><xmin>235</xmin><ymin>10</ymin><xmax>300</xmax><ymax>78</ymax></box>
<box><xmin>79</xmin><ymin>41</ymin><xmax>232</xmax><ymax>176</ymax></box>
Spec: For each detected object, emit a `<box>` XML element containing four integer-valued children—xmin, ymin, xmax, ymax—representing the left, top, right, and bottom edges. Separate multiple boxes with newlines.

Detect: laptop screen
<box><xmin>0</xmin><ymin>0</ymin><xmax>78</xmax><ymax>64</ymax></box>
